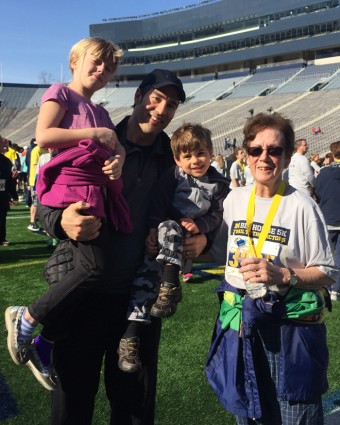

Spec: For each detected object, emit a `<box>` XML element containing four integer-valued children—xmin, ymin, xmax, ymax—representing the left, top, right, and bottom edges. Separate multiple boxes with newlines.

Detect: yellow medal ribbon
<box><xmin>246</xmin><ymin>180</ymin><xmax>286</xmax><ymax>257</ymax></box>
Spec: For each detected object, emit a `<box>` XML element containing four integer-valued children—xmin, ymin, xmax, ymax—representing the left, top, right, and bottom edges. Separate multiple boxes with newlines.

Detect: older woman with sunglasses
<box><xmin>206</xmin><ymin>113</ymin><xmax>337</xmax><ymax>425</ymax></box>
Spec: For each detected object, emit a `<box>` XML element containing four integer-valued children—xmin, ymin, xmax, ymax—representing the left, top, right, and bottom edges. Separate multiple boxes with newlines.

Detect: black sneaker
<box><xmin>118</xmin><ymin>337</ymin><xmax>142</xmax><ymax>373</ymax></box>
<box><xmin>150</xmin><ymin>282</ymin><xmax>182</xmax><ymax>318</ymax></box>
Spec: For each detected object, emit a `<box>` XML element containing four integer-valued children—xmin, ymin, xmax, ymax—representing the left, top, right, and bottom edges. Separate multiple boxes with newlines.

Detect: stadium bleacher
<box><xmin>1</xmin><ymin>62</ymin><xmax>340</xmax><ymax>157</ymax></box>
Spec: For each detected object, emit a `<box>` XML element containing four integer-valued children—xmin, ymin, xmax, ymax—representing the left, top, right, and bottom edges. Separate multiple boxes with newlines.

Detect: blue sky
<box><xmin>0</xmin><ymin>0</ymin><xmax>198</xmax><ymax>84</ymax></box>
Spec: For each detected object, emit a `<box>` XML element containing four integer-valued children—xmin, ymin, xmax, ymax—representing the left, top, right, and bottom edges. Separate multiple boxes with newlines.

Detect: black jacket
<box><xmin>315</xmin><ymin>161</ymin><xmax>340</xmax><ymax>226</ymax></box>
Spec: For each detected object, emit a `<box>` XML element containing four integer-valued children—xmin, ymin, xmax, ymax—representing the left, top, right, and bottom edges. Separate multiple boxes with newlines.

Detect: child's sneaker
<box><xmin>26</xmin><ymin>342</ymin><xmax>58</xmax><ymax>391</ymax></box>
<box><xmin>118</xmin><ymin>337</ymin><xmax>142</xmax><ymax>373</ymax></box>
<box><xmin>5</xmin><ymin>306</ymin><xmax>30</xmax><ymax>365</ymax></box>
<box><xmin>182</xmin><ymin>273</ymin><xmax>193</xmax><ymax>283</ymax></box>
<box><xmin>150</xmin><ymin>282</ymin><xmax>182</xmax><ymax>318</ymax></box>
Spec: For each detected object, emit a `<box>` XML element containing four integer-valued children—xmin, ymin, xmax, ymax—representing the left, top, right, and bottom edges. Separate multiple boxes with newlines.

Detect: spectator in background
<box><xmin>323</xmin><ymin>152</ymin><xmax>334</xmax><ymax>167</ymax></box>
<box><xmin>25</xmin><ymin>138</ymin><xmax>36</xmax><ymax>208</ymax></box>
<box><xmin>12</xmin><ymin>143</ymin><xmax>22</xmax><ymax>196</ymax></box>
<box><xmin>36</xmin><ymin>148</ymin><xmax>58</xmax><ymax>246</ymax></box>
<box><xmin>27</xmin><ymin>144</ymin><xmax>48</xmax><ymax>231</ymax></box>
<box><xmin>288</xmin><ymin>138</ymin><xmax>315</xmax><ymax>197</ymax></box>
<box><xmin>18</xmin><ymin>146</ymin><xmax>28</xmax><ymax>195</ymax></box>
<box><xmin>229</xmin><ymin>147</ymin><xmax>246</xmax><ymax>189</ymax></box>
<box><xmin>224</xmin><ymin>153</ymin><xmax>233</xmax><ymax>181</ymax></box>
<box><xmin>244</xmin><ymin>153</ymin><xmax>254</xmax><ymax>186</ymax></box>
<box><xmin>309</xmin><ymin>153</ymin><xmax>321</xmax><ymax>177</ymax></box>
<box><xmin>211</xmin><ymin>154</ymin><xmax>226</xmax><ymax>176</ymax></box>
<box><xmin>3</xmin><ymin>139</ymin><xmax>17</xmax><ymax>164</ymax></box>
<box><xmin>0</xmin><ymin>135</ymin><xmax>16</xmax><ymax>246</ymax></box>
<box><xmin>3</xmin><ymin>139</ymin><xmax>19</xmax><ymax>203</ymax></box>
<box><xmin>224</xmin><ymin>137</ymin><xmax>231</xmax><ymax>150</ymax></box>
<box><xmin>315</xmin><ymin>141</ymin><xmax>340</xmax><ymax>301</ymax></box>
<box><xmin>311</xmin><ymin>126</ymin><xmax>322</xmax><ymax>135</ymax></box>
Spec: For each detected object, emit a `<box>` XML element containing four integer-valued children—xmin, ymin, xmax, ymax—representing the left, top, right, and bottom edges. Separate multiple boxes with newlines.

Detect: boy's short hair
<box><xmin>171</xmin><ymin>123</ymin><xmax>213</xmax><ymax>159</ymax></box>
<box><xmin>69</xmin><ymin>37</ymin><xmax>123</xmax><ymax>74</ymax></box>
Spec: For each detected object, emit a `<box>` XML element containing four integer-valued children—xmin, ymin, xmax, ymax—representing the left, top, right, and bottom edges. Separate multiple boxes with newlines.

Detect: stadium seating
<box><xmin>1</xmin><ymin>63</ymin><xmax>340</xmax><ymax>157</ymax></box>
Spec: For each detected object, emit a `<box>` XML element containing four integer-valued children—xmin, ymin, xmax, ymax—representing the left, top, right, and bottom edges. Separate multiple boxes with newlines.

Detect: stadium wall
<box><xmin>90</xmin><ymin>0</ymin><xmax>340</xmax><ymax>80</ymax></box>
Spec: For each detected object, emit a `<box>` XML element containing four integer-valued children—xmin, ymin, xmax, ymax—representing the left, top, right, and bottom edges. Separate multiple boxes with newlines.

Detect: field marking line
<box><xmin>0</xmin><ymin>259</ymin><xmax>47</xmax><ymax>270</ymax></box>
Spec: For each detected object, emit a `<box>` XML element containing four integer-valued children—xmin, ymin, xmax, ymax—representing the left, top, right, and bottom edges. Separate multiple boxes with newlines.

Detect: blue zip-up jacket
<box><xmin>205</xmin><ymin>281</ymin><xmax>329</xmax><ymax>419</ymax></box>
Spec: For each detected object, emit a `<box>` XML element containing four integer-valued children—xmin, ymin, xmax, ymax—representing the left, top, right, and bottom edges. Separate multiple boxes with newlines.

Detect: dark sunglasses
<box><xmin>247</xmin><ymin>146</ymin><xmax>284</xmax><ymax>157</ymax></box>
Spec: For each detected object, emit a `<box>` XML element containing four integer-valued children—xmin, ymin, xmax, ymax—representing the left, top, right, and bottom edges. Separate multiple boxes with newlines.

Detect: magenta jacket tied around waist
<box><xmin>36</xmin><ymin>139</ymin><xmax>133</xmax><ymax>234</ymax></box>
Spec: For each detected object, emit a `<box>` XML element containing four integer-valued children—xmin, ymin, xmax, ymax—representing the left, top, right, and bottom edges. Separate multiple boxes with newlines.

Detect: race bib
<box><xmin>0</xmin><ymin>179</ymin><xmax>5</xmax><ymax>191</ymax></box>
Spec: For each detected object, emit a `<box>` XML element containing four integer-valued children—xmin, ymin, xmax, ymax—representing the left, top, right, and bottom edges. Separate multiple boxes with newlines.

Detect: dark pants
<box><xmin>28</xmin><ymin>224</ymin><xmax>111</xmax><ymax>339</ymax></box>
<box><xmin>25</xmin><ymin>187</ymin><xmax>32</xmax><ymax>207</ymax></box>
<box><xmin>329</xmin><ymin>229</ymin><xmax>340</xmax><ymax>292</ymax></box>
<box><xmin>50</xmin><ymin>292</ymin><xmax>161</xmax><ymax>425</ymax></box>
<box><xmin>0</xmin><ymin>208</ymin><xmax>8</xmax><ymax>242</ymax></box>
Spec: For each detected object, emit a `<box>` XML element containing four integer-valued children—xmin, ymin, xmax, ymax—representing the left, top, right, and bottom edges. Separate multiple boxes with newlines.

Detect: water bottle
<box><xmin>236</xmin><ymin>238</ymin><xmax>267</xmax><ymax>299</ymax></box>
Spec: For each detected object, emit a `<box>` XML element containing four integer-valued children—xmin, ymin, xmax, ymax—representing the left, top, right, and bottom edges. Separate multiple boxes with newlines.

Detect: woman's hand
<box><xmin>239</xmin><ymin>257</ymin><xmax>286</xmax><ymax>286</ymax></box>
<box><xmin>60</xmin><ymin>201</ymin><xmax>102</xmax><ymax>241</ymax></box>
<box><xmin>183</xmin><ymin>234</ymin><xmax>207</xmax><ymax>259</ymax></box>
<box><xmin>239</xmin><ymin>258</ymin><xmax>333</xmax><ymax>290</ymax></box>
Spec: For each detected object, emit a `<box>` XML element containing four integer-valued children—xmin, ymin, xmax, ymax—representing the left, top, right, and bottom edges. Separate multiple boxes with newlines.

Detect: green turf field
<box><xmin>0</xmin><ymin>203</ymin><xmax>339</xmax><ymax>424</ymax></box>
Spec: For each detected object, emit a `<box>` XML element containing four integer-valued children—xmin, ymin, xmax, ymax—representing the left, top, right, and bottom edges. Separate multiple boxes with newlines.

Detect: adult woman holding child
<box><xmin>206</xmin><ymin>112</ymin><xmax>337</xmax><ymax>424</ymax></box>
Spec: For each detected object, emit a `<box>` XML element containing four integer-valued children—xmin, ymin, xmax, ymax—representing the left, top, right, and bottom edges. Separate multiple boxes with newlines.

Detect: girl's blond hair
<box><xmin>69</xmin><ymin>37</ymin><xmax>123</xmax><ymax>74</ymax></box>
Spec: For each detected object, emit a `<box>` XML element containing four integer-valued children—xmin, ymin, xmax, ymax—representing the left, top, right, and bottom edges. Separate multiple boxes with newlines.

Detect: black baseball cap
<box><xmin>138</xmin><ymin>69</ymin><xmax>186</xmax><ymax>103</ymax></box>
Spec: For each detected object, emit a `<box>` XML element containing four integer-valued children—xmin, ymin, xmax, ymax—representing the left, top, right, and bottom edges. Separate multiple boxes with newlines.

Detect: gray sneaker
<box><xmin>5</xmin><ymin>306</ymin><xmax>30</xmax><ymax>365</ymax></box>
<box><xmin>150</xmin><ymin>282</ymin><xmax>182</xmax><ymax>318</ymax></box>
<box><xmin>26</xmin><ymin>343</ymin><xmax>58</xmax><ymax>391</ymax></box>
<box><xmin>118</xmin><ymin>337</ymin><xmax>142</xmax><ymax>373</ymax></box>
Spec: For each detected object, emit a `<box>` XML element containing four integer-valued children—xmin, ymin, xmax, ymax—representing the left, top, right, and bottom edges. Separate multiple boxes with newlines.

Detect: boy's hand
<box><xmin>180</xmin><ymin>217</ymin><xmax>200</xmax><ymax>234</ymax></box>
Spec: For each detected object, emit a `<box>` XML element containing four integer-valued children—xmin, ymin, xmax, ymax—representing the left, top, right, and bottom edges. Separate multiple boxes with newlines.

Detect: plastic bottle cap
<box><xmin>236</xmin><ymin>239</ymin><xmax>246</xmax><ymax>247</ymax></box>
